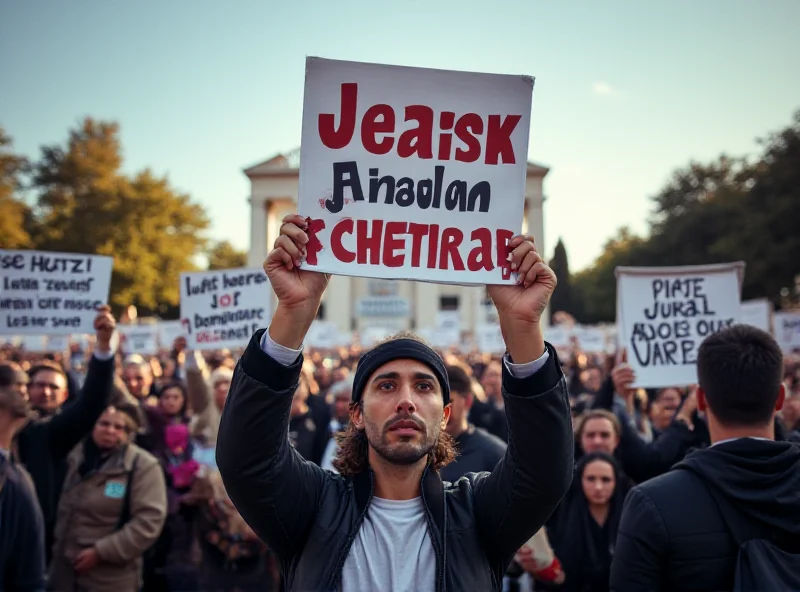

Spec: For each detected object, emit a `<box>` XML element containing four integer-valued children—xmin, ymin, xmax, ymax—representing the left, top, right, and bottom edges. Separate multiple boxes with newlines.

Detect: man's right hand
<box><xmin>94</xmin><ymin>305</ymin><xmax>116</xmax><ymax>354</ymax></box>
<box><xmin>265</xmin><ymin>214</ymin><xmax>330</xmax><ymax>349</ymax></box>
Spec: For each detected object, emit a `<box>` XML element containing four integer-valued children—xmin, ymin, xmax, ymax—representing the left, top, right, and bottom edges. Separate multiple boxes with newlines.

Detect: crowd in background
<box><xmin>1</xmin><ymin>310</ymin><xmax>799</xmax><ymax>592</ymax></box>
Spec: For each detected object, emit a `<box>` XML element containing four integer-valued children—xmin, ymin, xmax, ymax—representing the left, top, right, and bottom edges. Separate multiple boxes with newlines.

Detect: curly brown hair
<box><xmin>332</xmin><ymin>402</ymin><xmax>458</xmax><ymax>477</ymax></box>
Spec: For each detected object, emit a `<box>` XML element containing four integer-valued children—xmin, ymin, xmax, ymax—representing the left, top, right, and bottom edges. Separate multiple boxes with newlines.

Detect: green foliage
<box><xmin>574</xmin><ymin>110</ymin><xmax>800</xmax><ymax>322</ymax></box>
<box><xmin>548</xmin><ymin>238</ymin><xmax>578</xmax><ymax>321</ymax></box>
<box><xmin>0</xmin><ymin>127</ymin><xmax>33</xmax><ymax>249</ymax></box>
<box><xmin>17</xmin><ymin>118</ymin><xmax>210</xmax><ymax>315</ymax></box>
<box><xmin>207</xmin><ymin>240</ymin><xmax>247</xmax><ymax>270</ymax></box>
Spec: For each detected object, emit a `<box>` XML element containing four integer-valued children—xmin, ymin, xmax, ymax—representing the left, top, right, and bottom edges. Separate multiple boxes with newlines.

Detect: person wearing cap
<box><xmin>217</xmin><ymin>214</ymin><xmax>574</xmax><ymax>592</ymax></box>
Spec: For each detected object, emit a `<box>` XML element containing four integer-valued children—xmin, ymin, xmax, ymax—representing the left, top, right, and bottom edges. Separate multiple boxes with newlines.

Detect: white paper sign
<box><xmin>360</xmin><ymin>326</ymin><xmax>394</xmax><ymax>347</ymax></box>
<box><xmin>20</xmin><ymin>335</ymin><xmax>48</xmax><ymax>351</ymax></box>
<box><xmin>476</xmin><ymin>323</ymin><xmax>505</xmax><ymax>354</ymax></box>
<box><xmin>0</xmin><ymin>250</ymin><xmax>112</xmax><ymax>335</ymax></box>
<box><xmin>179</xmin><ymin>267</ymin><xmax>271</xmax><ymax>350</ymax></box>
<box><xmin>739</xmin><ymin>298</ymin><xmax>772</xmax><ymax>333</ymax></box>
<box><xmin>573</xmin><ymin>326</ymin><xmax>606</xmax><ymax>353</ymax></box>
<box><xmin>545</xmin><ymin>325</ymin><xmax>572</xmax><ymax>348</ymax></box>
<box><xmin>46</xmin><ymin>335</ymin><xmax>71</xmax><ymax>352</ymax></box>
<box><xmin>774</xmin><ymin>312</ymin><xmax>800</xmax><ymax>353</ymax></box>
<box><xmin>297</xmin><ymin>57</ymin><xmax>533</xmax><ymax>285</ymax></box>
<box><xmin>419</xmin><ymin>326</ymin><xmax>461</xmax><ymax>349</ymax></box>
<box><xmin>119</xmin><ymin>324</ymin><xmax>159</xmax><ymax>355</ymax></box>
<box><xmin>616</xmin><ymin>263</ymin><xmax>745</xmax><ymax>388</ymax></box>
<box><xmin>306</xmin><ymin>321</ymin><xmax>342</xmax><ymax>349</ymax></box>
<box><xmin>157</xmin><ymin>320</ymin><xmax>186</xmax><ymax>349</ymax></box>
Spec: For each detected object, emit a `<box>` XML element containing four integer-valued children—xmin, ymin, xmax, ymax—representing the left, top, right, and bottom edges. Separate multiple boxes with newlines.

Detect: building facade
<box><xmin>245</xmin><ymin>148</ymin><xmax>549</xmax><ymax>335</ymax></box>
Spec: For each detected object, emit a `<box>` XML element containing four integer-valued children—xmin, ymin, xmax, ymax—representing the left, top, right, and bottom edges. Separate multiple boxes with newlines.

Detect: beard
<box><xmin>364</xmin><ymin>412</ymin><xmax>442</xmax><ymax>466</ymax></box>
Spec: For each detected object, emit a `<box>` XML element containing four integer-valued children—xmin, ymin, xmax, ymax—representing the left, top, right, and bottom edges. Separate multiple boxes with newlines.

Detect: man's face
<box><xmin>651</xmin><ymin>388</ymin><xmax>682</xmax><ymax>431</ymax></box>
<box><xmin>354</xmin><ymin>359</ymin><xmax>450</xmax><ymax>466</ymax></box>
<box><xmin>580</xmin><ymin>417</ymin><xmax>619</xmax><ymax>455</ymax></box>
<box><xmin>123</xmin><ymin>365</ymin><xmax>152</xmax><ymax>399</ymax></box>
<box><xmin>782</xmin><ymin>393</ymin><xmax>800</xmax><ymax>429</ymax></box>
<box><xmin>29</xmin><ymin>369</ymin><xmax>68</xmax><ymax>413</ymax></box>
<box><xmin>481</xmin><ymin>361</ymin><xmax>502</xmax><ymax>401</ymax></box>
<box><xmin>581</xmin><ymin>368</ymin><xmax>602</xmax><ymax>393</ymax></box>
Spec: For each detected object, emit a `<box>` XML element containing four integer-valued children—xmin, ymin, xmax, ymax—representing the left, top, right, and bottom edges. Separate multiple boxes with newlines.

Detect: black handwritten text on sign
<box><xmin>630</xmin><ymin>277</ymin><xmax>735</xmax><ymax>368</ymax></box>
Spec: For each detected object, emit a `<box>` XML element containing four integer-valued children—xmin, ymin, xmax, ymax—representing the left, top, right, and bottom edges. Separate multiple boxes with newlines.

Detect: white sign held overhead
<box><xmin>297</xmin><ymin>57</ymin><xmax>533</xmax><ymax>285</ymax></box>
<box><xmin>0</xmin><ymin>250</ymin><xmax>112</xmax><ymax>335</ymax></box>
<box><xmin>179</xmin><ymin>268</ymin><xmax>272</xmax><ymax>350</ymax></box>
<box><xmin>119</xmin><ymin>324</ymin><xmax>159</xmax><ymax>355</ymax></box>
<box><xmin>616</xmin><ymin>262</ymin><xmax>745</xmax><ymax>388</ymax></box>
<box><xmin>476</xmin><ymin>324</ymin><xmax>505</xmax><ymax>354</ymax></box>
<box><xmin>739</xmin><ymin>298</ymin><xmax>772</xmax><ymax>333</ymax></box>
<box><xmin>774</xmin><ymin>312</ymin><xmax>800</xmax><ymax>353</ymax></box>
<box><xmin>157</xmin><ymin>320</ymin><xmax>186</xmax><ymax>349</ymax></box>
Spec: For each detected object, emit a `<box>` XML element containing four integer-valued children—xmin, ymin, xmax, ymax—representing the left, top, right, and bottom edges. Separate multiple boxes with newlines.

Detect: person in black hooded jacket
<box><xmin>610</xmin><ymin>324</ymin><xmax>800</xmax><ymax>592</ymax></box>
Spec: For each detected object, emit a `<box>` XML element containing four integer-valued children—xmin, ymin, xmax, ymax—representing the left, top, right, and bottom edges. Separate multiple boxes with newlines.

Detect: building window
<box><xmin>439</xmin><ymin>296</ymin><xmax>459</xmax><ymax>311</ymax></box>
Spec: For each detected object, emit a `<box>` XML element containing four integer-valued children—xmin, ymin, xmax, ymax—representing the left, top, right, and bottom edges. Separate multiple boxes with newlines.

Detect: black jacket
<box><xmin>0</xmin><ymin>455</ymin><xmax>46</xmax><ymax>591</ymax></box>
<box><xmin>15</xmin><ymin>353</ymin><xmax>114</xmax><ymax>557</ymax></box>
<box><xmin>218</xmin><ymin>330</ymin><xmax>574</xmax><ymax>592</ymax></box>
<box><xmin>610</xmin><ymin>438</ymin><xmax>800</xmax><ymax>591</ymax></box>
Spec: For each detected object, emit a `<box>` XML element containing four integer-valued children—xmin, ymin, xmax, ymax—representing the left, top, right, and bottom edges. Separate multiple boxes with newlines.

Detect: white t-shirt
<box><xmin>339</xmin><ymin>496</ymin><xmax>436</xmax><ymax>592</ymax></box>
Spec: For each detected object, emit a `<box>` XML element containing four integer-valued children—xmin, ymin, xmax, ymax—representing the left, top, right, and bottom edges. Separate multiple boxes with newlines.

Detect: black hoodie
<box><xmin>611</xmin><ymin>437</ymin><xmax>800</xmax><ymax>592</ymax></box>
<box><xmin>676</xmin><ymin>438</ymin><xmax>800</xmax><ymax>544</ymax></box>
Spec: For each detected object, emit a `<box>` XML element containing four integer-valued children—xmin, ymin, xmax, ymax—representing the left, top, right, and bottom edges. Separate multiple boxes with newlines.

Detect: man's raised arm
<box><xmin>472</xmin><ymin>235</ymin><xmax>574</xmax><ymax>564</ymax></box>
<box><xmin>217</xmin><ymin>214</ymin><xmax>331</xmax><ymax>563</ymax></box>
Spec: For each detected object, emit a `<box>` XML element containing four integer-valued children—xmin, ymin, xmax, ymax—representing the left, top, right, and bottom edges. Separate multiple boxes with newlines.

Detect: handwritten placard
<box><xmin>616</xmin><ymin>263</ymin><xmax>745</xmax><ymax>388</ymax></box>
<box><xmin>739</xmin><ymin>298</ymin><xmax>772</xmax><ymax>333</ymax></box>
<box><xmin>179</xmin><ymin>268</ymin><xmax>271</xmax><ymax>350</ymax></box>
<box><xmin>476</xmin><ymin>323</ymin><xmax>505</xmax><ymax>354</ymax></box>
<box><xmin>774</xmin><ymin>311</ymin><xmax>800</xmax><ymax>353</ymax></box>
<box><xmin>0</xmin><ymin>250</ymin><xmax>112</xmax><ymax>335</ymax></box>
<box><xmin>119</xmin><ymin>324</ymin><xmax>159</xmax><ymax>355</ymax></box>
<box><xmin>157</xmin><ymin>320</ymin><xmax>186</xmax><ymax>349</ymax></box>
<box><xmin>297</xmin><ymin>57</ymin><xmax>533</xmax><ymax>285</ymax></box>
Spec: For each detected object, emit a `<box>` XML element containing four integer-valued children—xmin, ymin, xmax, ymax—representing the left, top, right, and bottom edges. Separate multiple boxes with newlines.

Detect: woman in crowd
<box><xmin>48</xmin><ymin>403</ymin><xmax>168</xmax><ymax>592</ymax></box>
<box><xmin>540</xmin><ymin>452</ymin><xmax>628</xmax><ymax>592</ymax></box>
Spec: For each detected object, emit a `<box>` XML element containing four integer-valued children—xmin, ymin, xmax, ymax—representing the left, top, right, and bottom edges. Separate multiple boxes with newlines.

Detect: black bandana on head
<box><xmin>352</xmin><ymin>339</ymin><xmax>450</xmax><ymax>405</ymax></box>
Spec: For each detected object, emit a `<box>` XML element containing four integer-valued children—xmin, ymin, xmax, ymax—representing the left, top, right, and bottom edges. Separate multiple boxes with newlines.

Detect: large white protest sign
<box><xmin>180</xmin><ymin>268</ymin><xmax>271</xmax><ymax>350</ymax></box>
<box><xmin>119</xmin><ymin>324</ymin><xmax>159</xmax><ymax>355</ymax></box>
<box><xmin>739</xmin><ymin>298</ymin><xmax>772</xmax><ymax>333</ymax></box>
<box><xmin>157</xmin><ymin>320</ymin><xmax>186</xmax><ymax>349</ymax></box>
<box><xmin>476</xmin><ymin>323</ymin><xmax>505</xmax><ymax>354</ymax></box>
<box><xmin>306</xmin><ymin>321</ymin><xmax>343</xmax><ymax>349</ymax></box>
<box><xmin>616</xmin><ymin>263</ymin><xmax>745</xmax><ymax>388</ymax></box>
<box><xmin>0</xmin><ymin>250</ymin><xmax>112</xmax><ymax>335</ymax></box>
<box><xmin>297</xmin><ymin>57</ymin><xmax>533</xmax><ymax>285</ymax></box>
<box><xmin>774</xmin><ymin>311</ymin><xmax>800</xmax><ymax>353</ymax></box>
<box><xmin>573</xmin><ymin>326</ymin><xmax>606</xmax><ymax>353</ymax></box>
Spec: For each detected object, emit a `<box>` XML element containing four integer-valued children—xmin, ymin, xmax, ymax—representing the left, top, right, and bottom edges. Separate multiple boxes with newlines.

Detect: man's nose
<box><xmin>395</xmin><ymin>390</ymin><xmax>417</xmax><ymax>414</ymax></box>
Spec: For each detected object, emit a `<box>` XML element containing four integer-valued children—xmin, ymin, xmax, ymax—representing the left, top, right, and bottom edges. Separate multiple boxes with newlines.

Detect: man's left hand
<box><xmin>488</xmin><ymin>234</ymin><xmax>556</xmax><ymax>324</ymax></box>
<box><xmin>73</xmin><ymin>547</ymin><xmax>100</xmax><ymax>572</ymax></box>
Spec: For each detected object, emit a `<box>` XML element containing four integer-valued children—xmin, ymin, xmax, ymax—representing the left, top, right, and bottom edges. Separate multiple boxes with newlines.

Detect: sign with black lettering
<box><xmin>0</xmin><ymin>249</ymin><xmax>113</xmax><ymax>335</ymax></box>
<box><xmin>616</xmin><ymin>263</ymin><xmax>745</xmax><ymax>387</ymax></box>
<box><xmin>739</xmin><ymin>298</ymin><xmax>772</xmax><ymax>333</ymax></box>
<box><xmin>179</xmin><ymin>267</ymin><xmax>271</xmax><ymax>350</ymax></box>
<box><xmin>297</xmin><ymin>57</ymin><xmax>533</xmax><ymax>285</ymax></box>
<box><xmin>119</xmin><ymin>324</ymin><xmax>159</xmax><ymax>355</ymax></box>
<box><xmin>775</xmin><ymin>311</ymin><xmax>800</xmax><ymax>353</ymax></box>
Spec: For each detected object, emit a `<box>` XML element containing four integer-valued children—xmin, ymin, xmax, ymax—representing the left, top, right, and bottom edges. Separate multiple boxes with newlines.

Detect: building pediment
<box><xmin>244</xmin><ymin>147</ymin><xmax>549</xmax><ymax>179</ymax></box>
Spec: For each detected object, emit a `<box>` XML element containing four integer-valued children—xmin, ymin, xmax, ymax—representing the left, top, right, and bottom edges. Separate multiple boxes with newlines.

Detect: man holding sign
<box><xmin>217</xmin><ymin>214</ymin><xmax>573</xmax><ymax>591</ymax></box>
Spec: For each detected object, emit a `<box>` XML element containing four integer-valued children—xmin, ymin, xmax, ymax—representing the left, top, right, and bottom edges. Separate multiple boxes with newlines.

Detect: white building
<box><xmin>245</xmin><ymin>148</ymin><xmax>549</xmax><ymax>335</ymax></box>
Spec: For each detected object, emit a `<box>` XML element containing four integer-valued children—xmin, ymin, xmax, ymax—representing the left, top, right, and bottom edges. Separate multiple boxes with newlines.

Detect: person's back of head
<box><xmin>697</xmin><ymin>324</ymin><xmax>785</xmax><ymax>430</ymax></box>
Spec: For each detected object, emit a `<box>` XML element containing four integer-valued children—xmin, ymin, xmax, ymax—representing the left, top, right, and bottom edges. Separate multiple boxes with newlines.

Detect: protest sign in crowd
<box><xmin>1</xmin><ymin>57</ymin><xmax>799</xmax><ymax>592</ymax></box>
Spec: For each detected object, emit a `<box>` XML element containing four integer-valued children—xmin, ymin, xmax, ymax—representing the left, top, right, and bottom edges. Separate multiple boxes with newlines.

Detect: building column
<box><xmin>526</xmin><ymin>193</ymin><xmax>549</xmax><ymax>329</ymax></box>
<box><xmin>248</xmin><ymin>196</ymin><xmax>268</xmax><ymax>268</ymax></box>
<box><xmin>324</xmin><ymin>276</ymin><xmax>352</xmax><ymax>333</ymax></box>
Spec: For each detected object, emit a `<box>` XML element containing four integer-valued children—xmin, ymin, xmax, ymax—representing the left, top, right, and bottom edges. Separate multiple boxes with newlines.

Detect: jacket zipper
<box><xmin>326</xmin><ymin>475</ymin><xmax>374</xmax><ymax>591</ymax></box>
<box><xmin>420</xmin><ymin>469</ymin><xmax>446</xmax><ymax>592</ymax></box>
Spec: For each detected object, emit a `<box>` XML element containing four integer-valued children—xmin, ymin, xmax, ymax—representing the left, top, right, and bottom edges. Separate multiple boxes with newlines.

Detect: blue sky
<box><xmin>2</xmin><ymin>0</ymin><xmax>798</xmax><ymax>271</ymax></box>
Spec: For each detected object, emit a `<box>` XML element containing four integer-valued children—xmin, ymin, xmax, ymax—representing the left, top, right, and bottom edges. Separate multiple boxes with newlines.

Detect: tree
<box><xmin>548</xmin><ymin>238</ymin><xmax>577</xmax><ymax>321</ymax></box>
<box><xmin>208</xmin><ymin>240</ymin><xmax>247</xmax><ymax>270</ymax></box>
<box><xmin>30</xmin><ymin>118</ymin><xmax>210</xmax><ymax>315</ymax></box>
<box><xmin>0</xmin><ymin>127</ymin><xmax>33</xmax><ymax>249</ymax></box>
<box><xmin>574</xmin><ymin>109</ymin><xmax>800</xmax><ymax>321</ymax></box>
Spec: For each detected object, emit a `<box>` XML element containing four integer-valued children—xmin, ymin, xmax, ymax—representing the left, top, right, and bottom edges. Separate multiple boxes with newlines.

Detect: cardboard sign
<box><xmin>774</xmin><ymin>312</ymin><xmax>800</xmax><ymax>353</ymax></box>
<box><xmin>157</xmin><ymin>320</ymin><xmax>186</xmax><ymax>349</ymax></box>
<box><xmin>119</xmin><ymin>324</ymin><xmax>159</xmax><ymax>355</ymax></box>
<box><xmin>476</xmin><ymin>323</ymin><xmax>505</xmax><ymax>354</ymax></box>
<box><xmin>306</xmin><ymin>321</ymin><xmax>343</xmax><ymax>349</ymax></box>
<box><xmin>739</xmin><ymin>298</ymin><xmax>772</xmax><ymax>333</ymax></box>
<box><xmin>179</xmin><ymin>268</ymin><xmax>271</xmax><ymax>350</ymax></box>
<box><xmin>616</xmin><ymin>263</ymin><xmax>745</xmax><ymax>388</ymax></box>
<box><xmin>0</xmin><ymin>250</ymin><xmax>112</xmax><ymax>335</ymax></box>
<box><xmin>297</xmin><ymin>57</ymin><xmax>533</xmax><ymax>285</ymax></box>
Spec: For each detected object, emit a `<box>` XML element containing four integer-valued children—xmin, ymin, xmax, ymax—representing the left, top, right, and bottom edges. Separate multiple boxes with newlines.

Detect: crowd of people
<box><xmin>1</xmin><ymin>220</ymin><xmax>799</xmax><ymax>591</ymax></box>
